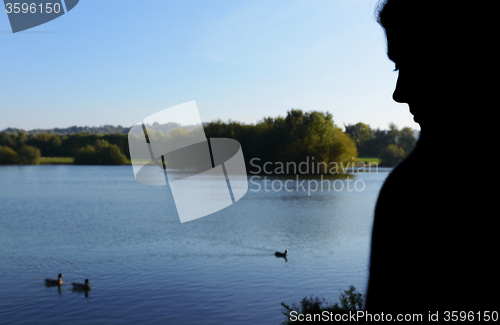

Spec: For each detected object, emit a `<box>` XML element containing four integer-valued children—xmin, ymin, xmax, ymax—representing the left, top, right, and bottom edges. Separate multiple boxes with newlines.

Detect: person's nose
<box><xmin>392</xmin><ymin>75</ymin><xmax>407</xmax><ymax>104</ymax></box>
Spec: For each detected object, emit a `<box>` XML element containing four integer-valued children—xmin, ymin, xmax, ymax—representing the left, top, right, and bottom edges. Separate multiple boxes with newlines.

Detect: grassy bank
<box><xmin>38</xmin><ymin>157</ymin><xmax>379</xmax><ymax>167</ymax></box>
<box><xmin>358</xmin><ymin>157</ymin><xmax>380</xmax><ymax>165</ymax></box>
<box><xmin>39</xmin><ymin>157</ymin><xmax>132</xmax><ymax>165</ymax></box>
<box><xmin>39</xmin><ymin>157</ymin><xmax>75</xmax><ymax>164</ymax></box>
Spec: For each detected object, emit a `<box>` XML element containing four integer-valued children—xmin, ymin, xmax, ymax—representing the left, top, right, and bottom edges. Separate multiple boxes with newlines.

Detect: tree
<box><xmin>398</xmin><ymin>127</ymin><xmax>417</xmax><ymax>153</ymax></box>
<box><xmin>96</xmin><ymin>143</ymin><xmax>127</xmax><ymax>165</ymax></box>
<box><xmin>386</xmin><ymin>123</ymin><xmax>400</xmax><ymax>145</ymax></box>
<box><xmin>203</xmin><ymin>109</ymin><xmax>358</xmax><ymax>174</ymax></box>
<box><xmin>344</xmin><ymin>122</ymin><xmax>372</xmax><ymax>156</ymax></box>
<box><xmin>0</xmin><ymin>146</ymin><xmax>19</xmax><ymax>164</ymax></box>
<box><xmin>27</xmin><ymin>133</ymin><xmax>62</xmax><ymax>157</ymax></box>
<box><xmin>73</xmin><ymin>140</ymin><xmax>127</xmax><ymax>165</ymax></box>
<box><xmin>351</xmin><ymin>123</ymin><xmax>416</xmax><ymax>159</ymax></box>
<box><xmin>73</xmin><ymin>145</ymin><xmax>96</xmax><ymax>165</ymax></box>
<box><xmin>0</xmin><ymin>133</ymin><xmax>16</xmax><ymax>148</ymax></box>
<box><xmin>14</xmin><ymin>130</ymin><xmax>28</xmax><ymax>150</ymax></box>
<box><xmin>281</xmin><ymin>286</ymin><xmax>364</xmax><ymax>324</ymax></box>
<box><xmin>17</xmin><ymin>145</ymin><xmax>41</xmax><ymax>165</ymax></box>
<box><xmin>269</xmin><ymin>110</ymin><xmax>357</xmax><ymax>173</ymax></box>
<box><xmin>61</xmin><ymin>133</ymin><xmax>100</xmax><ymax>157</ymax></box>
<box><xmin>379</xmin><ymin>144</ymin><xmax>406</xmax><ymax>167</ymax></box>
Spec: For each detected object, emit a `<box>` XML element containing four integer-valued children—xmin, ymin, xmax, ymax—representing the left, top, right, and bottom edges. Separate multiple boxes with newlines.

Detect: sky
<box><xmin>0</xmin><ymin>0</ymin><xmax>419</xmax><ymax>132</ymax></box>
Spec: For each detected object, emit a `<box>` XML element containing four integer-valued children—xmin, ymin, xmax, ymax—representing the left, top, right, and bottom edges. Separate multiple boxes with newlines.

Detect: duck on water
<box><xmin>45</xmin><ymin>273</ymin><xmax>63</xmax><ymax>285</ymax></box>
<box><xmin>275</xmin><ymin>250</ymin><xmax>288</xmax><ymax>257</ymax></box>
<box><xmin>72</xmin><ymin>279</ymin><xmax>91</xmax><ymax>290</ymax></box>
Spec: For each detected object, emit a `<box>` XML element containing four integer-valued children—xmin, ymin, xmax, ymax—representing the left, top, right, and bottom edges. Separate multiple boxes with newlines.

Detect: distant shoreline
<box><xmin>39</xmin><ymin>157</ymin><xmax>75</xmax><ymax>165</ymax></box>
<box><xmin>38</xmin><ymin>157</ymin><xmax>133</xmax><ymax>165</ymax></box>
<box><xmin>39</xmin><ymin>157</ymin><xmax>380</xmax><ymax>165</ymax></box>
<box><xmin>33</xmin><ymin>157</ymin><xmax>386</xmax><ymax>173</ymax></box>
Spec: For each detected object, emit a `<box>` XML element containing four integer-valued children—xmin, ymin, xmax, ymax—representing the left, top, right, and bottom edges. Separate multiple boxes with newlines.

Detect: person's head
<box><xmin>376</xmin><ymin>1</ymin><xmax>489</xmax><ymax>132</ymax></box>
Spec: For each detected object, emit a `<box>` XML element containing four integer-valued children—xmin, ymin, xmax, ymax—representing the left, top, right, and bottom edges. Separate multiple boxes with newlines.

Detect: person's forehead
<box><xmin>385</xmin><ymin>27</ymin><xmax>441</xmax><ymax>66</ymax></box>
<box><xmin>387</xmin><ymin>49</ymin><xmax>397</xmax><ymax>64</ymax></box>
<box><xmin>385</xmin><ymin>31</ymin><xmax>421</xmax><ymax>65</ymax></box>
<box><xmin>385</xmin><ymin>28</ymin><xmax>404</xmax><ymax>63</ymax></box>
<box><xmin>386</xmin><ymin>37</ymin><xmax>402</xmax><ymax>64</ymax></box>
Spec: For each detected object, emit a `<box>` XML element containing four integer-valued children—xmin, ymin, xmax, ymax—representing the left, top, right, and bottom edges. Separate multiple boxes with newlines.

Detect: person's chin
<box><xmin>409</xmin><ymin>106</ymin><xmax>423</xmax><ymax>125</ymax></box>
<box><xmin>409</xmin><ymin>108</ymin><xmax>419</xmax><ymax>124</ymax></box>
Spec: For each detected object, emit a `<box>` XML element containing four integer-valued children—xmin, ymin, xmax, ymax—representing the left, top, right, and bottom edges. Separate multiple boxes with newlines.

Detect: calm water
<box><xmin>0</xmin><ymin>165</ymin><xmax>389</xmax><ymax>324</ymax></box>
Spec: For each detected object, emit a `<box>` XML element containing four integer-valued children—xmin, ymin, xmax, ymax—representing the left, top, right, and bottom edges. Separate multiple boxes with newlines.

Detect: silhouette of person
<box><xmin>365</xmin><ymin>1</ymin><xmax>497</xmax><ymax>312</ymax></box>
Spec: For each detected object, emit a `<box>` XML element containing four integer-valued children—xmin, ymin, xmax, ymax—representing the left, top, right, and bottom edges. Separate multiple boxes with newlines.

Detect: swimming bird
<box><xmin>45</xmin><ymin>273</ymin><xmax>63</xmax><ymax>285</ymax></box>
<box><xmin>72</xmin><ymin>279</ymin><xmax>91</xmax><ymax>290</ymax></box>
<box><xmin>275</xmin><ymin>249</ymin><xmax>288</xmax><ymax>257</ymax></box>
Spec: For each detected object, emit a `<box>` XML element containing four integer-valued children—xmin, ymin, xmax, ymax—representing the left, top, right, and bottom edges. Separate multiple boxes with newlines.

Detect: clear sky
<box><xmin>0</xmin><ymin>0</ymin><xmax>418</xmax><ymax>132</ymax></box>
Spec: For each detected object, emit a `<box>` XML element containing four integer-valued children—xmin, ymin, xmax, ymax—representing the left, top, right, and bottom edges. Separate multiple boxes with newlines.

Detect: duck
<box><xmin>45</xmin><ymin>273</ymin><xmax>63</xmax><ymax>285</ymax></box>
<box><xmin>275</xmin><ymin>249</ymin><xmax>288</xmax><ymax>257</ymax></box>
<box><xmin>72</xmin><ymin>279</ymin><xmax>91</xmax><ymax>290</ymax></box>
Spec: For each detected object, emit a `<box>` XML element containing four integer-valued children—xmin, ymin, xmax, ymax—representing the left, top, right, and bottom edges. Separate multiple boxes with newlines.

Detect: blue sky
<box><xmin>0</xmin><ymin>0</ymin><xmax>418</xmax><ymax>131</ymax></box>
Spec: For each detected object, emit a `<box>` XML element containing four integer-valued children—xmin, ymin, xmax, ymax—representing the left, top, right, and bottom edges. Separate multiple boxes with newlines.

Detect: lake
<box><xmin>0</xmin><ymin>165</ymin><xmax>390</xmax><ymax>324</ymax></box>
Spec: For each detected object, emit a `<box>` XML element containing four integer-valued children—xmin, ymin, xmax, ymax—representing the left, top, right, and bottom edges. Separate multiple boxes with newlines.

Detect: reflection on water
<box><xmin>71</xmin><ymin>287</ymin><xmax>90</xmax><ymax>298</ymax></box>
<box><xmin>276</xmin><ymin>256</ymin><xmax>287</xmax><ymax>262</ymax></box>
<box><xmin>0</xmin><ymin>166</ymin><xmax>389</xmax><ymax>324</ymax></box>
<box><xmin>45</xmin><ymin>283</ymin><xmax>63</xmax><ymax>295</ymax></box>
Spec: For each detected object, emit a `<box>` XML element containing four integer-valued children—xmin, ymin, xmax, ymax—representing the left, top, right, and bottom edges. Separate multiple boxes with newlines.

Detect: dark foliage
<box><xmin>1</xmin><ymin>110</ymin><xmax>418</xmax><ymax>166</ymax></box>
<box><xmin>281</xmin><ymin>286</ymin><xmax>364</xmax><ymax>324</ymax></box>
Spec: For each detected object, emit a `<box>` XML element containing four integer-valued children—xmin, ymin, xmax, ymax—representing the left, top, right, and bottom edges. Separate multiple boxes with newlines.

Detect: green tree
<box><xmin>386</xmin><ymin>123</ymin><xmax>400</xmax><ymax>145</ymax></box>
<box><xmin>203</xmin><ymin>109</ymin><xmax>358</xmax><ymax>174</ymax></box>
<box><xmin>62</xmin><ymin>133</ymin><xmax>100</xmax><ymax>157</ymax></box>
<box><xmin>284</xmin><ymin>121</ymin><xmax>357</xmax><ymax>173</ymax></box>
<box><xmin>379</xmin><ymin>144</ymin><xmax>406</xmax><ymax>167</ymax></box>
<box><xmin>0</xmin><ymin>133</ymin><xmax>16</xmax><ymax>148</ymax></box>
<box><xmin>96</xmin><ymin>143</ymin><xmax>127</xmax><ymax>165</ymax></box>
<box><xmin>272</xmin><ymin>110</ymin><xmax>357</xmax><ymax>173</ymax></box>
<box><xmin>102</xmin><ymin>133</ymin><xmax>130</xmax><ymax>158</ymax></box>
<box><xmin>0</xmin><ymin>146</ymin><xmax>19</xmax><ymax>164</ymax></box>
<box><xmin>26</xmin><ymin>133</ymin><xmax>62</xmax><ymax>157</ymax></box>
<box><xmin>14</xmin><ymin>130</ymin><xmax>28</xmax><ymax>150</ymax></box>
<box><xmin>73</xmin><ymin>145</ymin><xmax>96</xmax><ymax>165</ymax></box>
<box><xmin>398</xmin><ymin>127</ymin><xmax>417</xmax><ymax>153</ymax></box>
<box><xmin>344</xmin><ymin>122</ymin><xmax>372</xmax><ymax>156</ymax></box>
<box><xmin>73</xmin><ymin>140</ymin><xmax>127</xmax><ymax>165</ymax></box>
<box><xmin>17</xmin><ymin>145</ymin><xmax>41</xmax><ymax>165</ymax></box>
<box><xmin>281</xmin><ymin>286</ymin><xmax>364</xmax><ymax>325</ymax></box>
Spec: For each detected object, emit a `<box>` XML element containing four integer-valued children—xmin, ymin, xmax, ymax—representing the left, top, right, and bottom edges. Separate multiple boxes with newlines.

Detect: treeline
<box><xmin>0</xmin><ymin>132</ymin><xmax>130</xmax><ymax>165</ymax></box>
<box><xmin>0</xmin><ymin>144</ymin><xmax>41</xmax><ymax>165</ymax></box>
<box><xmin>1</xmin><ymin>125</ymin><xmax>130</xmax><ymax>135</ymax></box>
<box><xmin>344</xmin><ymin>122</ymin><xmax>417</xmax><ymax>166</ymax></box>
<box><xmin>204</xmin><ymin>109</ymin><xmax>357</xmax><ymax>173</ymax></box>
<box><xmin>0</xmin><ymin>110</ymin><xmax>417</xmax><ymax>168</ymax></box>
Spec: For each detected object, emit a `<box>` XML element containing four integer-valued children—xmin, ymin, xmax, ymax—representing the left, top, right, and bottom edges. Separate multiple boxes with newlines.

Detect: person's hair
<box><xmin>375</xmin><ymin>1</ymin><xmax>463</xmax><ymax>61</ymax></box>
<box><xmin>375</xmin><ymin>1</ymin><xmax>493</xmax><ymax>60</ymax></box>
<box><xmin>374</xmin><ymin>0</ymin><xmax>494</xmax><ymax>104</ymax></box>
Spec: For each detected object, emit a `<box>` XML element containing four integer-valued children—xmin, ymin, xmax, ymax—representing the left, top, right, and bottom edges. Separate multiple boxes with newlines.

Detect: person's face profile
<box><xmin>385</xmin><ymin>33</ymin><xmax>445</xmax><ymax>129</ymax></box>
<box><xmin>387</xmin><ymin>45</ymin><xmax>423</xmax><ymax>125</ymax></box>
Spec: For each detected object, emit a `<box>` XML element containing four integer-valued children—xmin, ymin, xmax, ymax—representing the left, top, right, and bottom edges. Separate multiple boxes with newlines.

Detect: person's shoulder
<box><xmin>380</xmin><ymin>155</ymin><xmax>419</xmax><ymax>190</ymax></box>
<box><xmin>375</xmin><ymin>156</ymin><xmax>421</xmax><ymax>213</ymax></box>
